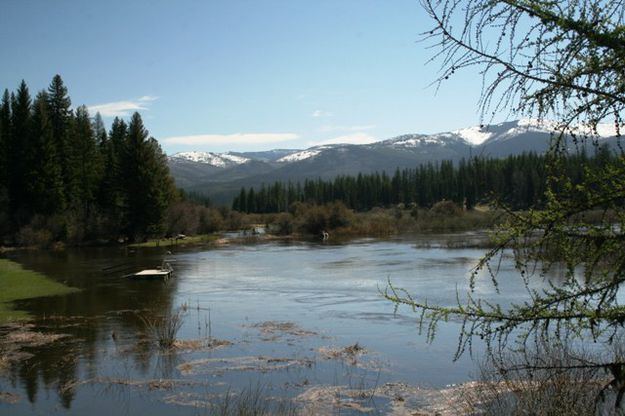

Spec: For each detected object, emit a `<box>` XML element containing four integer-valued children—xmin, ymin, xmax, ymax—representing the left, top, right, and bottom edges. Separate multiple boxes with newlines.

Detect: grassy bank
<box><xmin>128</xmin><ymin>234</ymin><xmax>220</xmax><ymax>248</ymax></box>
<box><xmin>0</xmin><ymin>259</ymin><xmax>79</xmax><ymax>321</ymax></box>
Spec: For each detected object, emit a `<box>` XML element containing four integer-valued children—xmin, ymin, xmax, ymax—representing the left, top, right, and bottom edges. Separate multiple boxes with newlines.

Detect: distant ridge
<box><xmin>168</xmin><ymin>119</ymin><xmax>619</xmax><ymax>204</ymax></box>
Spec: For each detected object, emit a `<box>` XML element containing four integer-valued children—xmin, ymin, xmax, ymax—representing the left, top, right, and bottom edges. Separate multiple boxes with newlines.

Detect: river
<box><xmin>0</xmin><ymin>233</ymin><xmax>551</xmax><ymax>415</ymax></box>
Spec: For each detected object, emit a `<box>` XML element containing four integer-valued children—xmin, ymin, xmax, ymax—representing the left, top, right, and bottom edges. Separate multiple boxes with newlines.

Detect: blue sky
<box><xmin>0</xmin><ymin>0</ymin><xmax>495</xmax><ymax>154</ymax></box>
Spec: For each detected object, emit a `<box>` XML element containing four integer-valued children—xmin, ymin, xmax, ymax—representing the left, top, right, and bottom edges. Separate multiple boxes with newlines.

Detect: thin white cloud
<box><xmin>309</xmin><ymin>132</ymin><xmax>379</xmax><ymax>147</ymax></box>
<box><xmin>311</xmin><ymin>110</ymin><xmax>334</xmax><ymax>118</ymax></box>
<box><xmin>318</xmin><ymin>124</ymin><xmax>376</xmax><ymax>133</ymax></box>
<box><xmin>162</xmin><ymin>133</ymin><xmax>299</xmax><ymax>146</ymax></box>
<box><xmin>87</xmin><ymin>96</ymin><xmax>158</xmax><ymax>117</ymax></box>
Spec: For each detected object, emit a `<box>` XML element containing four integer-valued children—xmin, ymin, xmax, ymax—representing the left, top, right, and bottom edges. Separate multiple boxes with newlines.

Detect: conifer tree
<box><xmin>66</xmin><ymin>105</ymin><xmax>101</xmax><ymax>221</ymax></box>
<box><xmin>47</xmin><ymin>75</ymin><xmax>72</xmax><ymax>191</ymax></box>
<box><xmin>31</xmin><ymin>91</ymin><xmax>64</xmax><ymax>216</ymax></box>
<box><xmin>92</xmin><ymin>112</ymin><xmax>107</xmax><ymax>148</ymax></box>
<box><xmin>8</xmin><ymin>81</ymin><xmax>33</xmax><ymax>229</ymax></box>
<box><xmin>0</xmin><ymin>90</ymin><xmax>9</xmax><ymax>186</ymax></box>
<box><xmin>122</xmin><ymin>112</ymin><xmax>175</xmax><ymax>240</ymax></box>
<box><xmin>0</xmin><ymin>90</ymin><xmax>11</xmax><ymax>234</ymax></box>
<box><xmin>98</xmin><ymin>117</ymin><xmax>127</xmax><ymax>233</ymax></box>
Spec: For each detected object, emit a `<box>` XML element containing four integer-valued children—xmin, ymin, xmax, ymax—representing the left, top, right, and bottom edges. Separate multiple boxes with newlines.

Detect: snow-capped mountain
<box><xmin>167</xmin><ymin>119</ymin><xmax>620</xmax><ymax>204</ymax></box>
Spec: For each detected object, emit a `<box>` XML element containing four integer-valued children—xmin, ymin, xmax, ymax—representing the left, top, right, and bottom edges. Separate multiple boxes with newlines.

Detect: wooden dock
<box><xmin>127</xmin><ymin>261</ymin><xmax>174</xmax><ymax>280</ymax></box>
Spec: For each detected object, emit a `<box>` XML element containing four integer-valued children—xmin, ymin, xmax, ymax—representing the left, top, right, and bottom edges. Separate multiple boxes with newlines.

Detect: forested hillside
<box><xmin>0</xmin><ymin>76</ymin><xmax>177</xmax><ymax>244</ymax></box>
<box><xmin>232</xmin><ymin>149</ymin><xmax>614</xmax><ymax>213</ymax></box>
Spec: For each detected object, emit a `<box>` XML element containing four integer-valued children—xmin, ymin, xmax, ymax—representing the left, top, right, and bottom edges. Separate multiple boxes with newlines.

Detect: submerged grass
<box><xmin>0</xmin><ymin>259</ymin><xmax>79</xmax><ymax>322</ymax></box>
<box><xmin>213</xmin><ymin>384</ymin><xmax>298</xmax><ymax>416</ymax></box>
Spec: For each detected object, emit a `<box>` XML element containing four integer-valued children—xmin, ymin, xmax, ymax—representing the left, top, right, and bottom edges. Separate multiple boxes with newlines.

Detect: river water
<box><xmin>0</xmin><ymin>233</ymin><xmax>552</xmax><ymax>415</ymax></box>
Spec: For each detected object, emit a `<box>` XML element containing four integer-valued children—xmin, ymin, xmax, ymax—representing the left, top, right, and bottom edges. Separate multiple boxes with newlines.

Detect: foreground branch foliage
<box><xmin>386</xmin><ymin>0</ymin><xmax>625</xmax><ymax>412</ymax></box>
<box><xmin>425</xmin><ymin>0</ymin><xmax>625</xmax><ymax>129</ymax></box>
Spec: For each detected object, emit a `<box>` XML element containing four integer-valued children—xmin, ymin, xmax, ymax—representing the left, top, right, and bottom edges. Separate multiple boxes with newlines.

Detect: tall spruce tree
<box><xmin>122</xmin><ymin>112</ymin><xmax>175</xmax><ymax>241</ymax></box>
<box><xmin>67</xmin><ymin>105</ymin><xmax>101</xmax><ymax>224</ymax></box>
<box><xmin>47</xmin><ymin>75</ymin><xmax>72</xmax><ymax>193</ymax></box>
<box><xmin>92</xmin><ymin>112</ymin><xmax>107</xmax><ymax>148</ymax></box>
<box><xmin>0</xmin><ymin>90</ymin><xmax>11</xmax><ymax>235</ymax></box>
<box><xmin>98</xmin><ymin>117</ymin><xmax>127</xmax><ymax>235</ymax></box>
<box><xmin>31</xmin><ymin>91</ymin><xmax>64</xmax><ymax>216</ymax></box>
<box><xmin>8</xmin><ymin>81</ymin><xmax>33</xmax><ymax>229</ymax></box>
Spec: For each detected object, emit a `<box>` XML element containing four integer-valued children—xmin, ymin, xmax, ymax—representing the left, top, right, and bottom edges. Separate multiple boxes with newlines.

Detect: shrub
<box><xmin>199</xmin><ymin>207</ymin><xmax>224</xmax><ymax>233</ymax></box>
<box><xmin>430</xmin><ymin>199</ymin><xmax>463</xmax><ymax>216</ymax></box>
<box><xmin>223</xmin><ymin>208</ymin><xmax>244</xmax><ymax>231</ymax></box>
<box><xmin>166</xmin><ymin>201</ymin><xmax>200</xmax><ymax>235</ymax></box>
<box><xmin>299</xmin><ymin>205</ymin><xmax>328</xmax><ymax>235</ymax></box>
<box><xmin>271</xmin><ymin>213</ymin><xmax>294</xmax><ymax>235</ymax></box>
<box><xmin>16</xmin><ymin>225</ymin><xmax>52</xmax><ymax>248</ymax></box>
<box><xmin>327</xmin><ymin>201</ymin><xmax>353</xmax><ymax>229</ymax></box>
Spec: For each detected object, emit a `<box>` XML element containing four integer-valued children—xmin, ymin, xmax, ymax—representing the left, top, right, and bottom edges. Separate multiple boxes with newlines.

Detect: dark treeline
<box><xmin>0</xmin><ymin>75</ymin><xmax>177</xmax><ymax>245</ymax></box>
<box><xmin>232</xmin><ymin>149</ymin><xmax>614</xmax><ymax>214</ymax></box>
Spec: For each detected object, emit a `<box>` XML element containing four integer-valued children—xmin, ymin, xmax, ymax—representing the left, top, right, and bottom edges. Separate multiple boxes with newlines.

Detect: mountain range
<box><xmin>167</xmin><ymin>119</ymin><xmax>619</xmax><ymax>204</ymax></box>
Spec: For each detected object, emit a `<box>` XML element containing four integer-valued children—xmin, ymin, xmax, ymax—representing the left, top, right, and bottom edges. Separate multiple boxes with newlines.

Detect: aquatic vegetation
<box><xmin>164</xmin><ymin>384</ymin><xmax>298</xmax><ymax>416</ymax></box>
<box><xmin>139</xmin><ymin>308</ymin><xmax>186</xmax><ymax>349</ymax></box>
<box><xmin>214</xmin><ymin>385</ymin><xmax>298</xmax><ymax>416</ymax></box>
<box><xmin>0</xmin><ymin>391</ymin><xmax>20</xmax><ymax>404</ymax></box>
<box><xmin>176</xmin><ymin>355</ymin><xmax>315</xmax><ymax>376</ymax></box>
<box><xmin>249</xmin><ymin>321</ymin><xmax>319</xmax><ymax>341</ymax></box>
<box><xmin>318</xmin><ymin>343</ymin><xmax>367</xmax><ymax>366</ymax></box>
<box><xmin>0</xmin><ymin>323</ymin><xmax>71</xmax><ymax>377</ymax></box>
<box><xmin>172</xmin><ymin>337</ymin><xmax>232</xmax><ymax>351</ymax></box>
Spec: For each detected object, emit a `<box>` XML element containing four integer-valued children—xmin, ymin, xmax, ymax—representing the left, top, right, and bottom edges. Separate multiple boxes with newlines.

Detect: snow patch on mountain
<box><xmin>277</xmin><ymin>149</ymin><xmax>321</xmax><ymax>162</ymax></box>
<box><xmin>516</xmin><ymin>118</ymin><xmax>619</xmax><ymax>138</ymax></box>
<box><xmin>453</xmin><ymin>126</ymin><xmax>493</xmax><ymax>145</ymax></box>
<box><xmin>170</xmin><ymin>151</ymin><xmax>249</xmax><ymax>167</ymax></box>
<box><xmin>383</xmin><ymin>134</ymin><xmax>451</xmax><ymax>148</ymax></box>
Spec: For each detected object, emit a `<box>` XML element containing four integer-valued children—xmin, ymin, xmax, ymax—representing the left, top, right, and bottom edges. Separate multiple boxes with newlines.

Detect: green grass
<box><xmin>0</xmin><ymin>259</ymin><xmax>79</xmax><ymax>321</ymax></box>
<box><xmin>128</xmin><ymin>234</ymin><xmax>219</xmax><ymax>248</ymax></box>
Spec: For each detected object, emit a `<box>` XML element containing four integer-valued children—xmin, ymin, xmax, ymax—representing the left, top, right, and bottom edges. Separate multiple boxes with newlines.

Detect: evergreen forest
<box><xmin>232</xmin><ymin>148</ymin><xmax>616</xmax><ymax>214</ymax></box>
<box><xmin>0</xmin><ymin>76</ymin><xmax>177</xmax><ymax>244</ymax></box>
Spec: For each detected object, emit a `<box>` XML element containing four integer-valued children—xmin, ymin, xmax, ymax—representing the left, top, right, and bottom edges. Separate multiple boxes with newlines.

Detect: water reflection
<box><xmin>1</xmin><ymin>247</ymin><xmax>179</xmax><ymax>410</ymax></box>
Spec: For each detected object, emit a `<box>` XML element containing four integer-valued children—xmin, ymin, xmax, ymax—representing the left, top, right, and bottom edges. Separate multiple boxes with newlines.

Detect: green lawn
<box><xmin>0</xmin><ymin>259</ymin><xmax>79</xmax><ymax>321</ymax></box>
